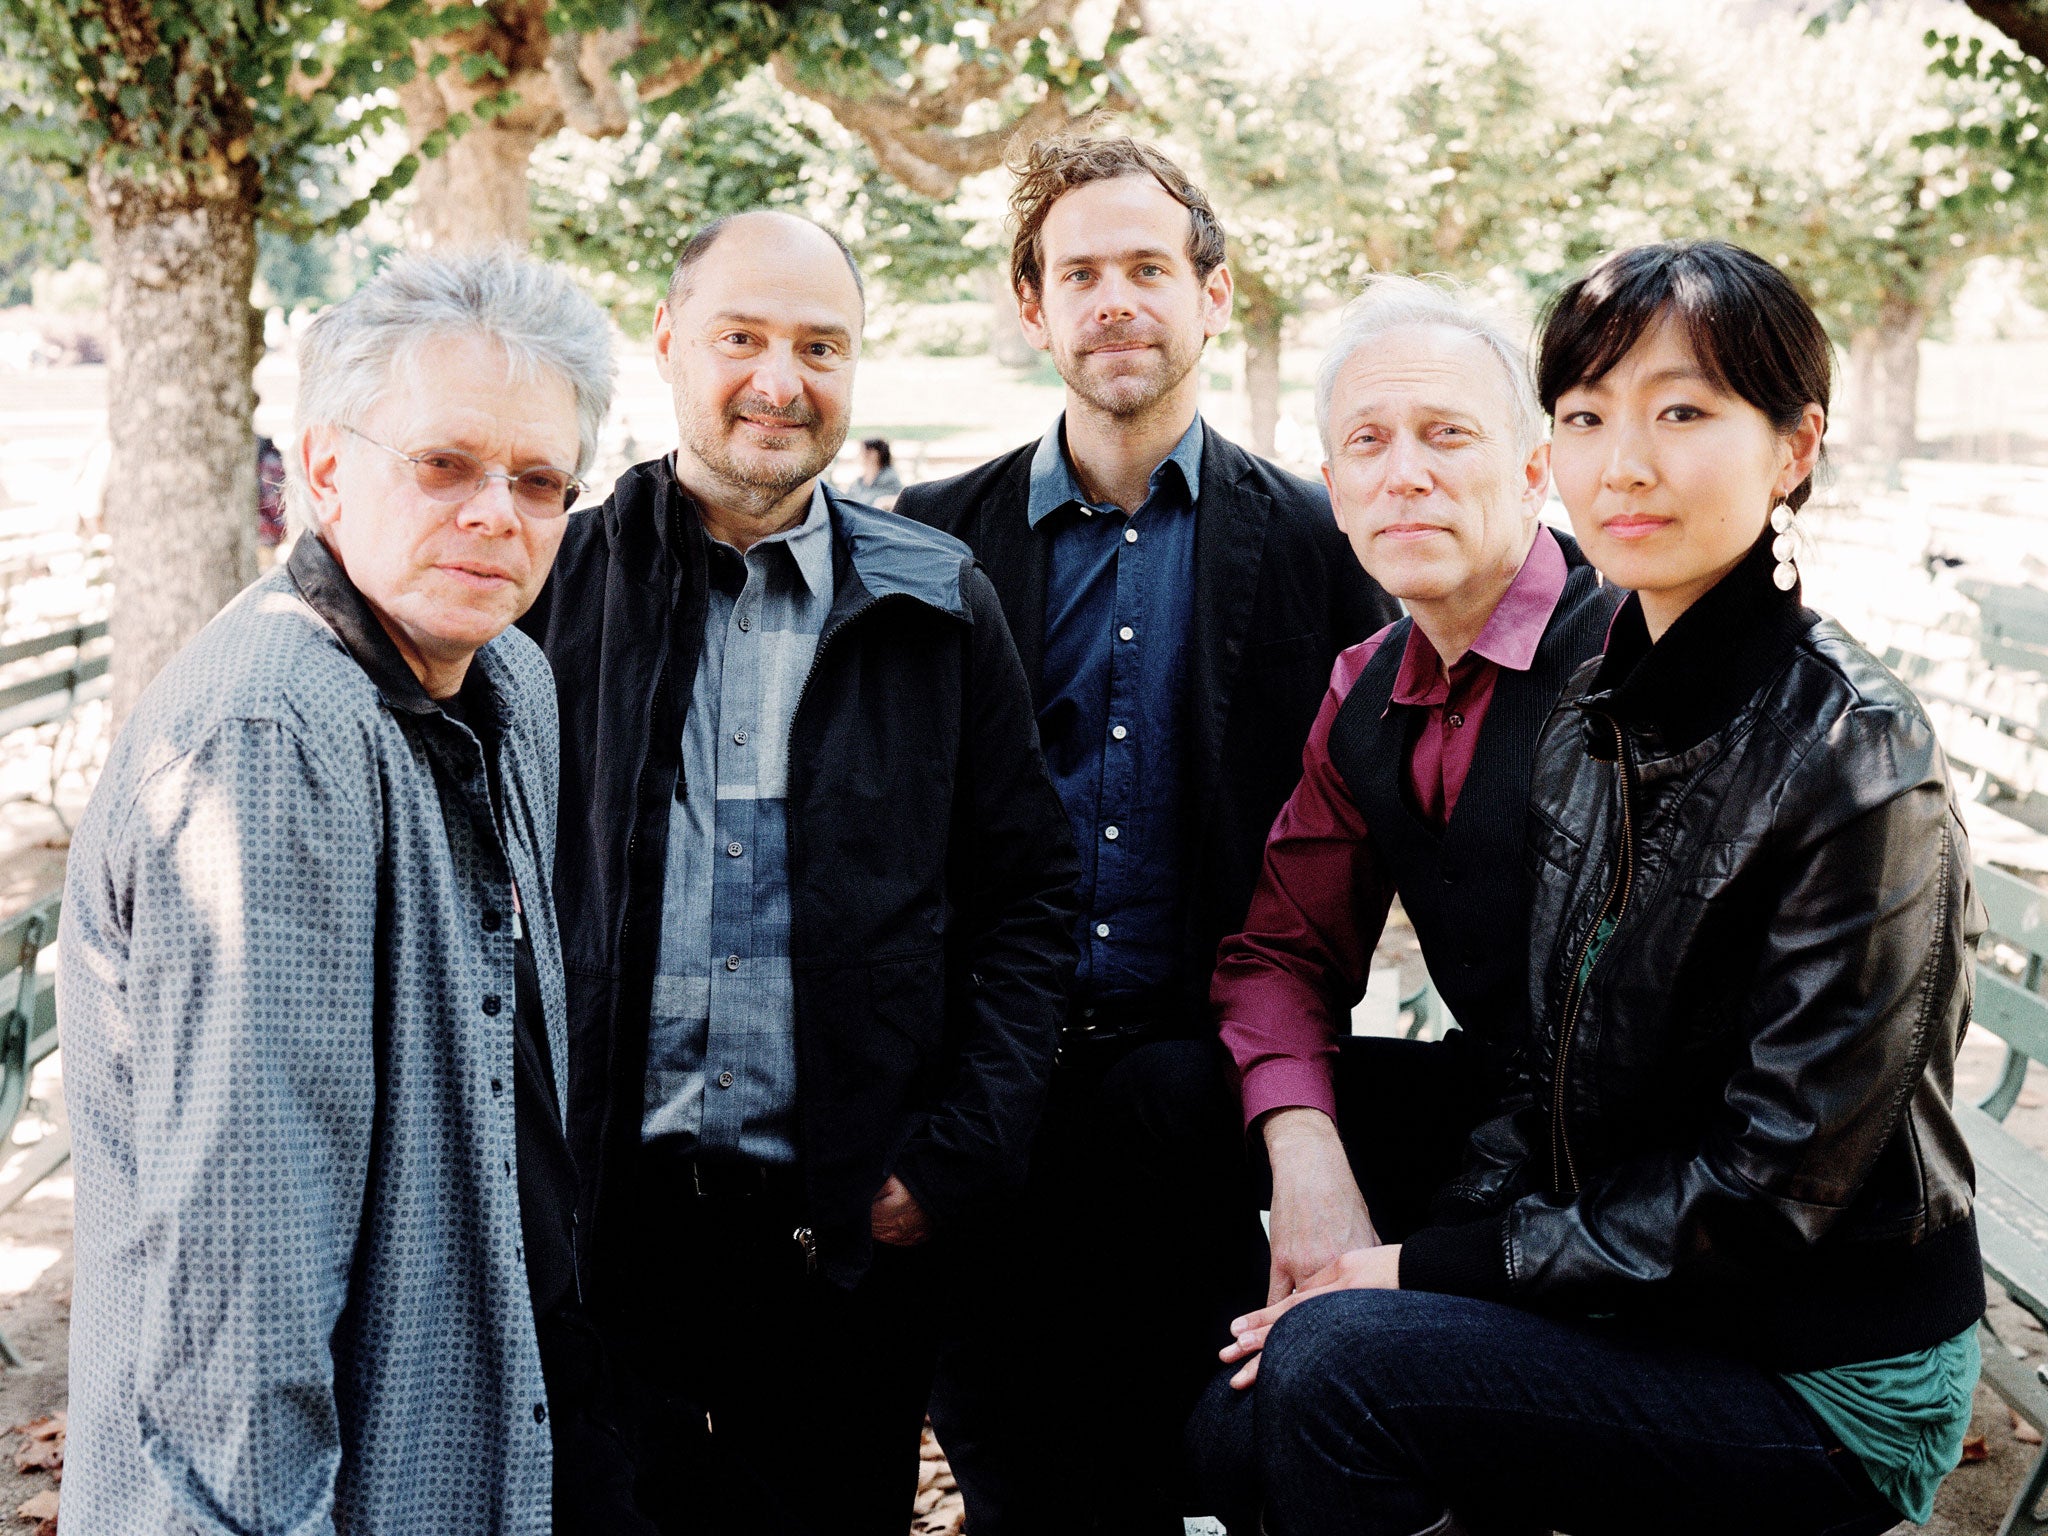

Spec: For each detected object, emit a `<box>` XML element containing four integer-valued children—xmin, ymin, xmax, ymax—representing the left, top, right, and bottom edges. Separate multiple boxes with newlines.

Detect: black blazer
<box><xmin>896</xmin><ymin>423</ymin><xmax>1399</xmax><ymax>1032</ymax></box>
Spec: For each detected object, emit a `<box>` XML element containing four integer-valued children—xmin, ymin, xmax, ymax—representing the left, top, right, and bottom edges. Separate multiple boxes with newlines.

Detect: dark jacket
<box><xmin>896</xmin><ymin>425</ymin><xmax>1398</xmax><ymax>1029</ymax></box>
<box><xmin>520</xmin><ymin>459</ymin><xmax>1080</xmax><ymax>1289</ymax></box>
<box><xmin>1402</xmin><ymin>532</ymin><xmax>1985</xmax><ymax>1371</ymax></box>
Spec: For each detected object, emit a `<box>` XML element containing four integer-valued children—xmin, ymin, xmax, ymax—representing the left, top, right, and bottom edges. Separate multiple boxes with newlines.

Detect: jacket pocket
<box><xmin>868</xmin><ymin>951</ymin><xmax>947</xmax><ymax>1053</ymax></box>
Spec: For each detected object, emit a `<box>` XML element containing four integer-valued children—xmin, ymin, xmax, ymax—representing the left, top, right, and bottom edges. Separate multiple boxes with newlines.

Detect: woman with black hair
<box><xmin>1191</xmin><ymin>240</ymin><xmax>1984</xmax><ymax>1536</ymax></box>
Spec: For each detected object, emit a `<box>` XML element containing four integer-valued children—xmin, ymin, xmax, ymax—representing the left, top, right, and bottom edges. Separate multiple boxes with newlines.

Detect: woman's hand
<box><xmin>1219</xmin><ymin>1242</ymin><xmax>1401</xmax><ymax>1388</ymax></box>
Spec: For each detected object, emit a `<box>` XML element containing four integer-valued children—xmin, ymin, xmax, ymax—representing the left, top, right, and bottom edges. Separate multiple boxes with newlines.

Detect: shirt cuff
<box><xmin>1237</xmin><ymin>1057</ymin><xmax>1339</xmax><ymax>1132</ymax></box>
<box><xmin>1398</xmin><ymin>1214</ymin><xmax>1513</xmax><ymax>1301</ymax></box>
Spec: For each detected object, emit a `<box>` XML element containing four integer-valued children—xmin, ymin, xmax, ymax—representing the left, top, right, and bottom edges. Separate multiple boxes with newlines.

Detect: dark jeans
<box><xmin>621</xmin><ymin>1174</ymin><xmax>938</xmax><ymax>1536</ymax></box>
<box><xmin>1187</xmin><ymin>1290</ymin><xmax>1903</xmax><ymax>1536</ymax></box>
<box><xmin>929</xmin><ymin>1033</ymin><xmax>1269</xmax><ymax>1535</ymax></box>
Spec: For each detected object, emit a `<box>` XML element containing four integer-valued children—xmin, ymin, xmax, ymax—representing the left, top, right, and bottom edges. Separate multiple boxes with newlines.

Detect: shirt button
<box><xmin>1124</xmin><ymin>527</ymin><xmax>1139</xmax><ymax>544</ymax></box>
<box><xmin>481</xmin><ymin>995</ymin><xmax>502</xmax><ymax>1016</ymax></box>
<box><xmin>717</xmin><ymin>1070</ymin><xmax>735</xmax><ymax>1089</ymax></box>
<box><xmin>533</xmin><ymin>1403</ymin><xmax>548</xmax><ymax>1424</ymax></box>
<box><xmin>727</xmin><ymin>841</ymin><xmax>743</xmax><ymax>858</ymax></box>
<box><xmin>733</xmin><ymin>729</ymin><xmax>749</xmax><ymax>746</ymax></box>
<box><xmin>482</xmin><ymin>911</ymin><xmax>503</xmax><ymax>933</ymax></box>
<box><xmin>1118</xmin><ymin>626</ymin><xmax>1134</xmax><ymax>641</ymax></box>
<box><xmin>1448</xmin><ymin>711</ymin><xmax>1465</xmax><ymax>728</ymax></box>
<box><xmin>737</xmin><ymin>614</ymin><xmax>751</xmax><ymax>632</ymax></box>
<box><xmin>1104</xmin><ymin>825</ymin><xmax>1119</xmax><ymax>841</ymax></box>
<box><xmin>491</xmin><ymin>1078</ymin><xmax>504</xmax><ymax>1095</ymax></box>
<box><xmin>504</xmin><ymin>1159</ymin><xmax>512</xmax><ymax>1176</ymax></box>
<box><xmin>1111</xmin><ymin>725</ymin><xmax>1128</xmax><ymax>741</ymax></box>
<box><xmin>1096</xmin><ymin>922</ymin><xmax>1111</xmax><ymax>939</ymax></box>
<box><xmin>725</xmin><ymin>954</ymin><xmax>741</xmax><ymax>971</ymax></box>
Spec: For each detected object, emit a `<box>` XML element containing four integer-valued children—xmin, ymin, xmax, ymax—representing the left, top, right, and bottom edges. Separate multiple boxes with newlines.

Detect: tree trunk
<box><xmin>1241</xmin><ymin>290</ymin><xmax>1284</xmax><ymax>458</ymax></box>
<box><xmin>90</xmin><ymin>172</ymin><xmax>260</xmax><ymax>723</ymax></box>
<box><xmin>406</xmin><ymin>110</ymin><xmax>549</xmax><ymax>247</ymax></box>
<box><xmin>1873</xmin><ymin>296</ymin><xmax>1924</xmax><ymax>472</ymax></box>
<box><xmin>1842</xmin><ymin>325</ymin><xmax>1879</xmax><ymax>457</ymax></box>
<box><xmin>397</xmin><ymin>0</ymin><xmax>564</xmax><ymax>249</ymax></box>
<box><xmin>980</xmin><ymin>264</ymin><xmax>1037</xmax><ymax>370</ymax></box>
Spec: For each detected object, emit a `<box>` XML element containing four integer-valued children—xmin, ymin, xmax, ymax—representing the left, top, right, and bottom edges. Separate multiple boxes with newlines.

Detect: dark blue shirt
<box><xmin>1029</xmin><ymin>414</ymin><xmax>1202</xmax><ymax>1007</ymax></box>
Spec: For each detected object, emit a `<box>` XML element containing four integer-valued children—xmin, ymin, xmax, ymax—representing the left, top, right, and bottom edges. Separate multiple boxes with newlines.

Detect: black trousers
<box><xmin>620</xmin><ymin>1177</ymin><xmax>938</xmax><ymax>1536</ymax></box>
<box><xmin>929</xmin><ymin>1034</ymin><xmax>1272</xmax><ymax>1536</ymax></box>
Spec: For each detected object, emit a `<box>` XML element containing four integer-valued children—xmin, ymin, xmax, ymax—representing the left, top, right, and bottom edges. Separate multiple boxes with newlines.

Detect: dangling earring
<box><xmin>1770</xmin><ymin>500</ymin><xmax>1798</xmax><ymax>592</ymax></box>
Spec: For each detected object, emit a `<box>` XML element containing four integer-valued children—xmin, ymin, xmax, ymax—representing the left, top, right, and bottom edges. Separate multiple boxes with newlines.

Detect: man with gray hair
<box><xmin>61</xmin><ymin>248</ymin><xmax>655</xmax><ymax>1535</ymax></box>
<box><xmin>1197</xmin><ymin>274</ymin><xmax>1623</xmax><ymax>1366</ymax></box>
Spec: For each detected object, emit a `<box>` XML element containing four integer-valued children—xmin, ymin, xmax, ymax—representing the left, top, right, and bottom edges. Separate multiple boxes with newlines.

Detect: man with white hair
<box><xmin>1204</xmin><ymin>275</ymin><xmax>1624</xmax><ymax>1361</ymax></box>
<box><xmin>61</xmin><ymin>249</ymin><xmax>655</xmax><ymax>1535</ymax></box>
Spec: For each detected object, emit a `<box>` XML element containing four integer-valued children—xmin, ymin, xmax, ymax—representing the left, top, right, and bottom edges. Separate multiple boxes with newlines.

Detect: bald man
<box><xmin>519</xmin><ymin>212</ymin><xmax>1079</xmax><ymax>1535</ymax></box>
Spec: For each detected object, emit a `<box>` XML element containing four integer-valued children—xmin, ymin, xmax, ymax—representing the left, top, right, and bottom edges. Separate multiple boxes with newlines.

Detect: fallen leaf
<box><xmin>4</xmin><ymin>1417</ymin><xmax>60</xmax><ymax>1443</ymax></box>
<box><xmin>16</xmin><ymin>1487</ymin><xmax>57</xmax><ymax>1519</ymax></box>
<box><xmin>2014</xmin><ymin>1408</ymin><xmax>2044</xmax><ymax>1445</ymax></box>
<box><xmin>1962</xmin><ymin>1431</ymin><xmax>1990</xmax><ymax>1463</ymax></box>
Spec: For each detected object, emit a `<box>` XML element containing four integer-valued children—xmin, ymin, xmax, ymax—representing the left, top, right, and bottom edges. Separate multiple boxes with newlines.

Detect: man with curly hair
<box><xmin>899</xmin><ymin>134</ymin><xmax>1397</xmax><ymax>1534</ymax></box>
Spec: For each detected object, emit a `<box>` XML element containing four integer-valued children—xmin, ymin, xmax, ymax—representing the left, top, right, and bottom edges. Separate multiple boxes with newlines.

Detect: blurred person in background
<box><xmin>896</xmin><ymin>133</ymin><xmax>1399</xmax><ymax>1534</ymax></box>
<box><xmin>62</xmin><ymin>249</ymin><xmax>654</xmax><ymax>1535</ymax></box>
<box><xmin>518</xmin><ymin>209</ymin><xmax>1077</xmax><ymax>1536</ymax></box>
<box><xmin>1194</xmin><ymin>240</ymin><xmax>1984</xmax><ymax>1536</ymax></box>
<box><xmin>847</xmin><ymin>435</ymin><xmax>904</xmax><ymax>507</ymax></box>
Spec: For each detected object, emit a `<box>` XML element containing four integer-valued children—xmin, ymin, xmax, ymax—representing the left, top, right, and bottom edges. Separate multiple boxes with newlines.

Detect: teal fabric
<box><xmin>1781</xmin><ymin>1325</ymin><xmax>1980</xmax><ymax>1523</ymax></box>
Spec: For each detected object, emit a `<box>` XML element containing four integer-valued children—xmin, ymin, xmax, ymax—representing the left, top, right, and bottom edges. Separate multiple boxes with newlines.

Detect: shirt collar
<box><xmin>681</xmin><ymin>467</ymin><xmax>835</xmax><ymax>598</ymax></box>
<box><xmin>1025</xmin><ymin>413</ymin><xmax>1205</xmax><ymax>528</ymax></box>
<box><xmin>1390</xmin><ymin>525</ymin><xmax>1571</xmax><ymax>706</ymax></box>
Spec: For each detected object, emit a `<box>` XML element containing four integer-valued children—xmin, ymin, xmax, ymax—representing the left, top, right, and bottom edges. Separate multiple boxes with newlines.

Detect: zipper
<box><xmin>1548</xmin><ymin>715</ymin><xmax>1637</xmax><ymax>1195</ymax></box>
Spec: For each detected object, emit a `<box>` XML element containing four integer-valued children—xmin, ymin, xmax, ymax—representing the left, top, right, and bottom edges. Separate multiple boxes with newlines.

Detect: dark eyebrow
<box><xmin>1052</xmin><ymin>246</ymin><xmax>1181</xmax><ymax>271</ymax></box>
<box><xmin>708</xmin><ymin>311</ymin><xmax>854</xmax><ymax>344</ymax></box>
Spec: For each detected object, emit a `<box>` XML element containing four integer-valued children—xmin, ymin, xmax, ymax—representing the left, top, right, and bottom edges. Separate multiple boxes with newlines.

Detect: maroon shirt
<box><xmin>1213</xmin><ymin>527</ymin><xmax>1572</xmax><ymax>1129</ymax></box>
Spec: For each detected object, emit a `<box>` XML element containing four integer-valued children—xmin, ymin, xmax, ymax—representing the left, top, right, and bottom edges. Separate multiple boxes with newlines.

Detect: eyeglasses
<box><xmin>343</xmin><ymin>426</ymin><xmax>583</xmax><ymax>517</ymax></box>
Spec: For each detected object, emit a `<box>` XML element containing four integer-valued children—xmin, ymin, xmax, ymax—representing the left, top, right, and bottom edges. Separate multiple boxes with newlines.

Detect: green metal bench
<box><xmin>0</xmin><ymin>619</ymin><xmax>110</xmax><ymax>832</ymax></box>
<box><xmin>1957</xmin><ymin>860</ymin><xmax>2048</xmax><ymax>1536</ymax></box>
<box><xmin>0</xmin><ymin>891</ymin><xmax>66</xmax><ymax>1367</ymax></box>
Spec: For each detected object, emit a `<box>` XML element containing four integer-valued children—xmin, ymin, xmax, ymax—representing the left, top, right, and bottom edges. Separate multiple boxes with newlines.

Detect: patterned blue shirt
<box><xmin>62</xmin><ymin>544</ymin><xmax>565</xmax><ymax>1535</ymax></box>
<box><xmin>645</xmin><ymin>481</ymin><xmax>834</xmax><ymax>1161</ymax></box>
<box><xmin>1030</xmin><ymin>414</ymin><xmax>1201</xmax><ymax>1006</ymax></box>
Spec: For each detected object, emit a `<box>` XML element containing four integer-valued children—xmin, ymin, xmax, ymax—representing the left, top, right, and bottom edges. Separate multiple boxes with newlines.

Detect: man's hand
<box><xmin>1219</xmin><ymin>1242</ymin><xmax>1402</xmax><ymax>1388</ymax></box>
<box><xmin>869</xmin><ymin>1175</ymin><xmax>932</xmax><ymax>1247</ymax></box>
<box><xmin>1262</xmin><ymin>1106</ymin><xmax>1379</xmax><ymax>1305</ymax></box>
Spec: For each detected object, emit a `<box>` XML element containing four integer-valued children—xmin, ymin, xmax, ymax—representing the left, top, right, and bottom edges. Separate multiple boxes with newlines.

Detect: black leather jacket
<box><xmin>1401</xmin><ymin>533</ymin><xmax>1985</xmax><ymax>1371</ymax></box>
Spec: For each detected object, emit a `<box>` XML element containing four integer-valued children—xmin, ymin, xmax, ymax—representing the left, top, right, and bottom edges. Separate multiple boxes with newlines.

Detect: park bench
<box><xmin>1956</xmin><ymin>859</ymin><xmax>2048</xmax><ymax>1536</ymax></box>
<box><xmin>1881</xmin><ymin>579</ymin><xmax>2048</xmax><ymax>830</ymax></box>
<box><xmin>0</xmin><ymin>618</ymin><xmax>110</xmax><ymax>829</ymax></box>
<box><xmin>0</xmin><ymin>889</ymin><xmax>66</xmax><ymax>1368</ymax></box>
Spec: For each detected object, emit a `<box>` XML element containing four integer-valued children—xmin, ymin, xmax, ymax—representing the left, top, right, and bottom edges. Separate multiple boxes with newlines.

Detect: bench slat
<box><xmin>1980</xmin><ymin>862</ymin><xmax>2048</xmax><ymax>957</ymax></box>
<box><xmin>1960</xmin><ymin>1103</ymin><xmax>2048</xmax><ymax>1327</ymax></box>
<box><xmin>0</xmin><ymin>620</ymin><xmax>107</xmax><ymax>670</ymax></box>
<box><xmin>0</xmin><ymin>650</ymin><xmax>109</xmax><ymax>718</ymax></box>
<box><xmin>1977</xmin><ymin>967</ymin><xmax>2048</xmax><ymax>1063</ymax></box>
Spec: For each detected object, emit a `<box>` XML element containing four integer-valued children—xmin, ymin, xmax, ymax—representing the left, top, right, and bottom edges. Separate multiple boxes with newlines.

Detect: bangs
<box><xmin>1535</xmin><ymin>242</ymin><xmax>1828</xmax><ymax>435</ymax></box>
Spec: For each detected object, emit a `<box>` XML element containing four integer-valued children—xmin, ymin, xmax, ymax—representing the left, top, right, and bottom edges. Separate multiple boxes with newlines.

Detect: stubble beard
<box><xmin>676</xmin><ymin>388</ymin><xmax>845</xmax><ymax>519</ymax></box>
<box><xmin>1055</xmin><ymin>327</ymin><xmax>1204</xmax><ymax>423</ymax></box>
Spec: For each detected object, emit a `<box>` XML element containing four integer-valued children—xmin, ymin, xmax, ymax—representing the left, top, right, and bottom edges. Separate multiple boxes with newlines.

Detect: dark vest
<box><xmin>1327</xmin><ymin>537</ymin><xmax>1617</xmax><ymax>1044</ymax></box>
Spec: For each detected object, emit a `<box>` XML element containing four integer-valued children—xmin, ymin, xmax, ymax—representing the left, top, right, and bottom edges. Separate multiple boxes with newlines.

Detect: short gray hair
<box><xmin>284</xmin><ymin>247</ymin><xmax>616</xmax><ymax>531</ymax></box>
<box><xmin>1315</xmin><ymin>275</ymin><xmax>1542</xmax><ymax>460</ymax></box>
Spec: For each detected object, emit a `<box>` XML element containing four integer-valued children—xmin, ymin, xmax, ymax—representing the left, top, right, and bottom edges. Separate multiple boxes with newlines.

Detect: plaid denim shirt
<box><xmin>61</xmin><ymin>539</ymin><xmax>566</xmax><ymax>1535</ymax></box>
<box><xmin>644</xmin><ymin>482</ymin><xmax>833</xmax><ymax>1160</ymax></box>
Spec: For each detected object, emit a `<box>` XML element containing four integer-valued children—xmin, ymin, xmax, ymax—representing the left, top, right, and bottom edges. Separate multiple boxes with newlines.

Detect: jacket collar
<box><xmin>1580</xmin><ymin>525</ymin><xmax>1818</xmax><ymax>757</ymax></box>
<box><xmin>614</xmin><ymin>456</ymin><xmax>971</xmax><ymax>622</ymax></box>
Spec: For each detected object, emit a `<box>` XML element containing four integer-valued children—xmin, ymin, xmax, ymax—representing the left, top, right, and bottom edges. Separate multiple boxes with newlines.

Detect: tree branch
<box><xmin>768</xmin><ymin>0</ymin><xmax>1143</xmax><ymax>199</ymax></box>
<box><xmin>1963</xmin><ymin>0</ymin><xmax>2048</xmax><ymax>63</ymax></box>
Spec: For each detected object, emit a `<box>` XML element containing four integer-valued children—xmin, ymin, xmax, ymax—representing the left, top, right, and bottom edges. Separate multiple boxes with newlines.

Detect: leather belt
<box><xmin>1056</xmin><ymin>997</ymin><xmax>1168</xmax><ymax>1066</ymax></box>
<box><xmin>645</xmin><ymin>1147</ymin><xmax>800</xmax><ymax>1202</ymax></box>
